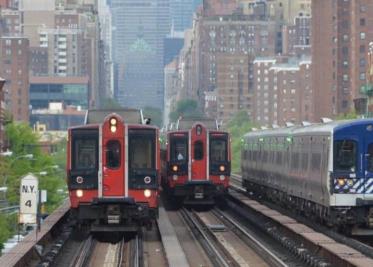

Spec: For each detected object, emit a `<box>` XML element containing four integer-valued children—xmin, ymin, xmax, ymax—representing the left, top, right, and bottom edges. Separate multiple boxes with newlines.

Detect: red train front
<box><xmin>67</xmin><ymin>109</ymin><xmax>160</xmax><ymax>232</ymax></box>
<box><xmin>162</xmin><ymin>118</ymin><xmax>231</xmax><ymax>205</ymax></box>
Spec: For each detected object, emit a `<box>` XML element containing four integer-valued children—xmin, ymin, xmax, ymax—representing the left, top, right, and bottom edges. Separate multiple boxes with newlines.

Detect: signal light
<box><xmin>219</xmin><ymin>165</ymin><xmax>225</xmax><ymax>172</ymax></box>
<box><xmin>172</xmin><ymin>165</ymin><xmax>178</xmax><ymax>172</ymax></box>
<box><xmin>110</xmin><ymin>125</ymin><xmax>117</xmax><ymax>133</ymax></box>
<box><xmin>144</xmin><ymin>189</ymin><xmax>151</xmax><ymax>198</ymax></box>
<box><xmin>76</xmin><ymin>176</ymin><xmax>84</xmax><ymax>184</ymax></box>
<box><xmin>144</xmin><ymin>176</ymin><xmax>151</xmax><ymax>184</ymax></box>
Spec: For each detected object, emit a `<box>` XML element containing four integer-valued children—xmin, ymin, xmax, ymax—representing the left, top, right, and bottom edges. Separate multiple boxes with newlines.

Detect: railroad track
<box><xmin>179</xmin><ymin>207</ymin><xmax>239</xmax><ymax>267</ymax></box>
<box><xmin>229</xmin><ymin>174</ymin><xmax>373</xmax><ymax>267</ymax></box>
<box><xmin>179</xmin><ymin>206</ymin><xmax>291</xmax><ymax>267</ymax></box>
<box><xmin>211</xmin><ymin>208</ymin><xmax>287</xmax><ymax>267</ymax></box>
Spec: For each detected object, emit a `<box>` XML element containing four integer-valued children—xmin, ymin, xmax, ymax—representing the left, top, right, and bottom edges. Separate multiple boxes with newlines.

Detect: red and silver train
<box><xmin>161</xmin><ymin>118</ymin><xmax>231</xmax><ymax>205</ymax></box>
<box><xmin>67</xmin><ymin>109</ymin><xmax>160</xmax><ymax>232</ymax></box>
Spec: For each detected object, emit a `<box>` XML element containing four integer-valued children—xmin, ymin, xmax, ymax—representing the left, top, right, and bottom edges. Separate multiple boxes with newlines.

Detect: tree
<box><xmin>142</xmin><ymin>107</ymin><xmax>163</xmax><ymax>127</ymax></box>
<box><xmin>169</xmin><ymin>99</ymin><xmax>203</xmax><ymax>122</ymax></box>
<box><xmin>224</xmin><ymin>111</ymin><xmax>256</xmax><ymax>173</ymax></box>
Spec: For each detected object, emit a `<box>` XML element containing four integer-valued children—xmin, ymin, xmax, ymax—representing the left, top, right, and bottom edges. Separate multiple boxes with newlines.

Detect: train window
<box><xmin>74</xmin><ymin>138</ymin><xmax>97</xmax><ymax>170</ymax></box>
<box><xmin>210</xmin><ymin>138</ymin><xmax>227</xmax><ymax>162</ymax></box>
<box><xmin>334</xmin><ymin>140</ymin><xmax>357</xmax><ymax>172</ymax></box>
<box><xmin>129</xmin><ymin>133</ymin><xmax>155</xmax><ymax>169</ymax></box>
<box><xmin>106</xmin><ymin>140</ymin><xmax>121</xmax><ymax>169</ymax></box>
<box><xmin>367</xmin><ymin>144</ymin><xmax>373</xmax><ymax>172</ymax></box>
<box><xmin>170</xmin><ymin>137</ymin><xmax>188</xmax><ymax>162</ymax></box>
<box><xmin>194</xmin><ymin>141</ymin><xmax>204</xmax><ymax>160</ymax></box>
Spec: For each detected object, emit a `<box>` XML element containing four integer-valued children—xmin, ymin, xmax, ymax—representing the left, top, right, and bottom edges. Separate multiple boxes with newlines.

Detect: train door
<box><xmin>363</xmin><ymin>130</ymin><xmax>373</xmax><ymax>196</ymax></box>
<box><xmin>101</xmin><ymin>116</ymin><xmax>125</xmax><ymax>197</ymax></box>
<box><xmin>190</xmin><ymin>124</ymin><xmax>208</xmax><ymax>180</ymax></box>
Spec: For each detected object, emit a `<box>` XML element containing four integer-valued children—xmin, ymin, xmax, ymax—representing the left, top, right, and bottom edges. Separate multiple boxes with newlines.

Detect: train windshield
<box><xmin>334</xmin><ymin>140</ymin><xmax>357</xmax><ymax>172</ymax></box>
<box><xmin>367</xmin><ymin>144</ymin><xmax>373</xmax><ymax>172</ymax></box>
<box><xmin>129</xmin><ymin>130</ymin><xmax>155</xmax><ymax>170</ymax></box>
<box><xmin>72</xmin><ymin>130</ymin><xmax>98</xmax><ymax>170</ymax></box>
<box><xmin>210</xmin><ymin>138</ymin><xmax>227</xmax><ymax>162</ymax></box>
<box><xmin>170</xmin><ymin>135</ymin><xmax>188</xmax><ymax>162</ymax></box>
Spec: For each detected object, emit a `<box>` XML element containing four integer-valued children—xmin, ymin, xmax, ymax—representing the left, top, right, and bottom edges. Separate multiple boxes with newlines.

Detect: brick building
<box><xmin>214</xmin><ymin>53</ymin><xmax>252</xmax><ymax>122</ymax></box>
<box><xmin>0</xmin><ymin>36</ymin><xmax>30</xmax><ymax>122</ymax></box>
<box><xmin>312</xmin><ymin>0</ymin><xmax>373</xmax><ymax>120</ymax></box>
<box><xmin>253</xmin><ymin>57</ymin><xmax>312</xmax><ymax>126</ymax></box>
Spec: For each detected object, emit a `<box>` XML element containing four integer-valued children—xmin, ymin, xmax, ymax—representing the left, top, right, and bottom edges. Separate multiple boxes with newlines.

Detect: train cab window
<box><xmin>210</xmin><ymin>139</ymin><xmax>227</xmax><ymax>162</ymax></box>
<box><xmin>334</xmin><ymin>140</ymin><xmax>357</xmax><ymax>172</ymax></box>
<box><xmin>170</xmin><ymin>137</ymin><xmax>188</xmax><ymax>162</ymax></box>
<box><xmin>106</xmin><ymin>140</ymin><xmax>121</xmax><ymax>169</ymax></box>
<box><xmin>74</xmin><ymin>138</ymin><xmax>97</xmax><ymax>170</ymax></box>
<box><xmin>129</xmin><ymin>131</ymin><xmax>155</xmax><ymax>169</ymax></box>
<box><xmin>367</xmin><ymin>144</ymin><xmax>373</xmax><ymax>172</ymax></box>
<box><xmin>194</xmin><ymin>141</ymin><xmax>204</xmax><ymax>160</ymax></box>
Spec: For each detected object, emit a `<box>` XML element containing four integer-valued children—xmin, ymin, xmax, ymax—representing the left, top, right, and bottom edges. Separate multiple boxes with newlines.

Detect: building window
<box><xmin>360</xmin><ymin>18</ymin><xmax>366</xmax><ymax>26</ymax></box>
<box><xmin>360</xmin><ymin>45</ymin><xmax>365</xmax><ymax>53</ymax></box>
<box><xmin>360</xmin><ymin>32</ymin><xmax>366</xmax><ymax>40</ymax></box>
<box><xmin>360</xmin><ymin>73</ymin><xmax>366</xmax><ymax>80</ymax></box>
<box><xmin>343</xmin><ymin>74</ymin><xmax>349</xmax><ymax>81</ymax></box>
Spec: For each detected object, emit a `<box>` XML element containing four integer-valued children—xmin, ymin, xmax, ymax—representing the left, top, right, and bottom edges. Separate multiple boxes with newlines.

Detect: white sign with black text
<box><xmin>19</xmin><ymin>174</ymin><xmax>38</xmax><ymax>224</ymax></box>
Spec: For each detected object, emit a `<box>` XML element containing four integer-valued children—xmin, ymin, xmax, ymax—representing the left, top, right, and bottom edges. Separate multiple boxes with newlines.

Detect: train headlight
<box><xmin>219</xmin><ymin>165</ymin><xmax>225</xmax><ymax>172</ymax></box>
<box><xmin>347</xmin><ymin>179</ymin><xmax>354</xmax><ymax>187</ymax></box>
<box><xmin>76</xmin><ymin>190</ymin><xmax>83</xmax><ymax>198</ymax></box>
<box><xmin>144</xmin><ymin>189</ymin><xmax>151</xmax><ymax>198</ymax></box>
<box><xmin>172</xmin><ymin>175</ymin><xmax>178</xmax><ymax>181</ymax></box>
<box><xmin>110</xmin><ymin>125</ymin><xmax>117</xmax><ymax>133</ymax></box>
<box><xmin>110</xmin><ymin>117</ymin><xmax>117</xmax><ymax>126</ymax></box>
<box><xmin>337</xmin><ymin>178</ymin><xmax>346</xmax><ymax>187</ymax></box>
<box><xmin>76</xmin><ymin>176</ymin><xmax>84</xmax><ymax>184</ymax></box>
<box><xmin>172</xmin><ymin>165</ymin><xmax>178</xmax><ymax>172</ymax></box>
<box><xmin>144</xmin><ymin>176</ymin><xmax>151</xmax><ymax>184</ymax></box>
<box><xmin>220</xmin><ymin>175</ymin><xmax>225</xmax><ymax>181</ymax></box>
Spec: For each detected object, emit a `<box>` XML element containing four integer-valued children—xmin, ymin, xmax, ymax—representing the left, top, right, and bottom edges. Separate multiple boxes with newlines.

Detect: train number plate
<box><xmin>194</xmin><ymin>186</ymin><xmax>204</xmax><ymax>199</ymax></box>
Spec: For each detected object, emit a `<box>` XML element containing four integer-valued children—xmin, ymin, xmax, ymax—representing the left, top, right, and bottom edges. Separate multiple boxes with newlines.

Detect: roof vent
<box><xmin>321</xmin><ymin>118</ymin><xmax>333</xmax><ymax>123</ymax></box>
<box><xmin>285</xmin><ymin>122</ymin><xmax>295</xmax><ymax>127</ymax></box>
<box><xmin>301</xmin><ymin>121</ymin><xmax>312</xmax><ymax>126</ymax></box>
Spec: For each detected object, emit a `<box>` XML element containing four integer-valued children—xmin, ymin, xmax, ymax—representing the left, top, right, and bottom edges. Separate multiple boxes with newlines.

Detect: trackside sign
<box><xmin>19</xmin><ymin>174</ymin><xmax>38</xmax><ymax>224</ymax></box>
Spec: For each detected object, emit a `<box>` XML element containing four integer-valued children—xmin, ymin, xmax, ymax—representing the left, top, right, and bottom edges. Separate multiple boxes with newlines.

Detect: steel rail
<box><xmin>180</xmin><ymin>208</ymin><xmax>238</xmax><ymax>267</ymax></box>
<box><xmin>212</xmin><ymin>208</ymin><xmax>288</xmax><ymax>267</ymax></box>
<box><xmin>70</xmin><ymin>236</ymin><xmax>96</xmax><ymax>267</ymax></box>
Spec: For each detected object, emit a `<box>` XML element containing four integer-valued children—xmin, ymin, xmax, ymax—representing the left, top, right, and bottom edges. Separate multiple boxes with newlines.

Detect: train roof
<box><xmin>177</xmin><ymin>117</ymin><xmax>218</xmax><ymax>130</ymax></box>
<box><xmin>244</xmin><ymin>119</ymin><xmax>373</xmax><ymax>139</ymax></box>
<box><xmin>85</xmin><ymin>109</ymin><xmax>143</xmax><ymax>124</ymax></box>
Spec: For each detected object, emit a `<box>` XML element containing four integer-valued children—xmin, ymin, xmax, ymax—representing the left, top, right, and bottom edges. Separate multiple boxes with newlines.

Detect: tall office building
<box><xmin>170</xmin><ymin>0</ymin><xmax>195</xmax><ymax>32</ymax></box>
<box><xmin>110</xmin><ymin>0</ymin><xmax>170</xmax><ymax>110</ymax></box>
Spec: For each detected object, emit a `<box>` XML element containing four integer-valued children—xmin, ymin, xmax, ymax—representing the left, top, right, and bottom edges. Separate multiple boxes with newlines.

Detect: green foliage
<box><xmin>169</xmin><ymin>99</ymin><xmax>203</xmax><ymax>122</ymax></box>
<box><xmin>0</xmin><ymin>214</ymin><xmax>12</xmax><ymax>251</ymax></box>
<box><xmin>335</xmin><ymin>111</ymin><xmax>358</xmax><ymax>120</ymax></box>
<box><xmin>142</xmin><ymin>107</ymin><xmax>163</xmax><ymax>127</ymax></box>
<box><xmin>2</xmin><ymin>123</ymin><xmax>66</xmax><ymax>213</ymax></box>
<box><xmin>224</xmin><ymin>111</ymin><xmax>256</xmax><ymax>173</ymax></box>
